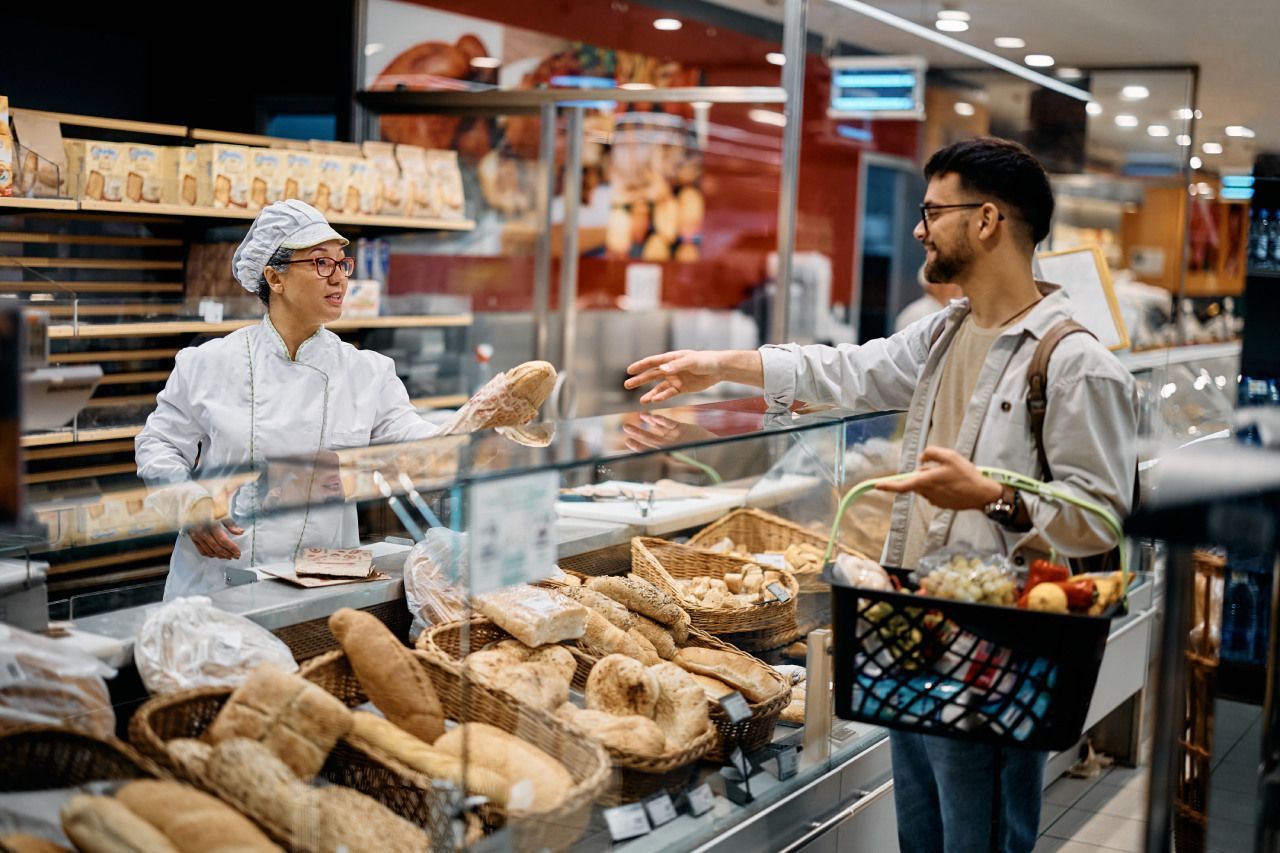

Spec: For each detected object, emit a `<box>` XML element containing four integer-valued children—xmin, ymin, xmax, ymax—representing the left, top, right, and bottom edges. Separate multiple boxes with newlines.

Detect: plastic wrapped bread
<box><xmin>473</xmin><ymin>585</ymin><xmax>587</xmax><ymax>647</ymax></box>
<box><xmin>0</xmin><ymin>625</ymin><xmax>117</xmax><ymax>739</ymax></box>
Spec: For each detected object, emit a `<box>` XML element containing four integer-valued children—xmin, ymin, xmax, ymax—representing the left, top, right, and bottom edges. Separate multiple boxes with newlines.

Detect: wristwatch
<box><xmin>984</xmin><ymin>483</ymin><xmax>1020</xmax><ymax>526</ymax></box>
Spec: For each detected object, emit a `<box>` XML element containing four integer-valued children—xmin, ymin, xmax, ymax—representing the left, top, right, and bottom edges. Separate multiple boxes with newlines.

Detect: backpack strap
<box><xmin>1027</xmin><ymin>319</ymin><xmax>1095</xmax><ymax>481</ymax></box>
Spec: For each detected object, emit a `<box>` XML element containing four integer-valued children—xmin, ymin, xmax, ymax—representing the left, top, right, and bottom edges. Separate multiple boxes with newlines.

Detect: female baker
<box><xmin>135</xmin><ymin>200</ymin><xmax>442</xmax><ymax>598</ymax></box>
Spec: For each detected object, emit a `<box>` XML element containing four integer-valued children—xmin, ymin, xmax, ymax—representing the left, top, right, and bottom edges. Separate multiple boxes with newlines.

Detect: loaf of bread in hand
<box><xmin>649</xmin><ymin>663</ymin><xmax>711</xmax><ymax>750</ymax></box>
<box><xmin>586</xmin><ymin>654</ymin><xmax>659</xmax><ymax>717</ymax></box>
<box><xmin>555</xmin><ymin>704</ymin><xmax>667</xmax><ymax>756</ymax></box>
<box><xmin>434</xmin><ymin>723</ymin><xmax>574</xmax><ymax>813</ymax></box>
<box><xmin>329</xmin><ymin>608</ymin><xmax>445</xmax><ymax>745</ymax></box>
<box><xmin>116</xmin><ymin>780</ymin><xmax>281</xmax><ymax>853</ymax></box>
<box><xmin>674</xmin><ymin>647</ymin><xmax>781</xmax><ymax>704</ymax></box>
<box><xmin>204</xmin><ymin>664</ymin><xmax>353</xmax><ymax>778</ymax></box>
<box><xmin>60</xmin><ymin>795</ymin><xmax>179</xmax><ymax>853</ymax></box>
<box><xmin>505</xmin><ymin>361</ymin><xmax>557</xmax><ymax>409</ymax></box>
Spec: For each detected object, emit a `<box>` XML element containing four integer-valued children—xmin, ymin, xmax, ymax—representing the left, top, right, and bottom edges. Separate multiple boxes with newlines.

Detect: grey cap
<box><xmin>231</xmin><ymin>200</ymin><xmax>349</xmax><ymax>292</ymax></box>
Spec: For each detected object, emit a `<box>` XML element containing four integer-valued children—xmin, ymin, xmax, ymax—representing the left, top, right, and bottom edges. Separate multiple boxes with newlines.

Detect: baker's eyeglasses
<box><xmin>919</xmin><ymin>203</ymin><xmax>1004</xmax><ymax>235</ymax></box>
<box><xmin>282</xmin><ymin>257</ymin><xmax>355</xmax><ymax>277</ymax></box>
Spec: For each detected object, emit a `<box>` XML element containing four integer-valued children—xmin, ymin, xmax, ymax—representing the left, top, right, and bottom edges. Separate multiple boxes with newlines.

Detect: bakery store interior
<box><xmin>1</xmin><ymin>0</ymin><xmax>1279</xmax><ymax>851</ymax></box>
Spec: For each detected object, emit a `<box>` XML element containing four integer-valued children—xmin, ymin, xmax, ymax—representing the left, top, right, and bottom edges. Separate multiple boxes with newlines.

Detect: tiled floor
<box><xmin>1034</xmin><ymin>700</ymin><xmax>1263</xmax><ymax>853</ymax></box>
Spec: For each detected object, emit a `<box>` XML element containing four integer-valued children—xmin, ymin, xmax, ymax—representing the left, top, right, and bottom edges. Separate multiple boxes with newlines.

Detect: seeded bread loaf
<box><xmin>558</xmin><ymin>587</ymin><xmax>635</xmax><ymax>631</ymax></box>
<box><xmin>629</xmin><ymin>616</ymin><xmax>678</xmax><ymax>660</ymax></box>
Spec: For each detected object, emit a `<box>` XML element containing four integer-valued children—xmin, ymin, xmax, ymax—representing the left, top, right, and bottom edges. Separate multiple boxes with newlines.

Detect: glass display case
<box><xmin>2</xmin><ymin>402</ymin><xmax>910</xmax><ymax>852</ymax></box>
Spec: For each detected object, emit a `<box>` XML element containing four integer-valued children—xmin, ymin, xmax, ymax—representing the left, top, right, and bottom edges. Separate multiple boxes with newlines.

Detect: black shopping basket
<box><xmin>822</xmin><ymin>468</ymin><xmax>1127</xmax><ymax>752</ymax></box>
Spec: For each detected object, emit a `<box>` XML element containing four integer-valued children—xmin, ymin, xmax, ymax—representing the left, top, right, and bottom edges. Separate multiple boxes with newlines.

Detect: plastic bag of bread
<box><xmin>0</xmin><ymin>625</ymin><xmax>116</xmax><ymax>739</ymax></box>
<box><xmin>134</xmin><ymin>596</ymin><xmax>297</xmax><ymax>695</ymax></box>
<box><xmin>473</xmin><ymin>585</ymin><xmax>587</xmax><ymax>647</ymax></box>
<box><xmin>831</xmin><ymin>553</ymin><xmax>894</xmax><ymax>592</ymax></box>
<box><xmin>442</xmin><ymin>360</ymin><xmax>557</xmax><ymax>435</ymax></box>
<box><xmin>403</xmin><ymin>528</ymin><xmax>469</xmax><ymax>639</ymax></box>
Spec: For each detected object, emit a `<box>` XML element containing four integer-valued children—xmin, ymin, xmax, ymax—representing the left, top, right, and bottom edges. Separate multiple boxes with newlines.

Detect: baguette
<box><xmin>60</xmin><ymin>795</ymin><xmax>179</xmax><ymax>853</ymax></box>
<box><xmin>674</xmin><ymin>647</ymin><xmax>782</xmax><ymax>704</ymax></box>
<box><xmin>587</xmin><ymin>576</ymin><xmax>684</xmax><ymax>630</ymax></box>
<box><xmin>116</xmin><ymin>780</ymin><xmax>281</xmax><ymax>853</ymax></box>
<box><xmin>329</xmin><ymin>608</ymin><xmax>445</xmax><ymax>744</ymax></box>
<box><xmin>688</xmin><ymin>673</ymin><xmax>734</xmax><ymax>701</ymax></box>
<box><xmin>586</xmin><ymin>654</ymin><xmax>659</xmax><ymax>717</ymax></box>
<box><xmin>580</xmin><ymin>610</ymin><xmax>648</xmax><ymax>661</ymax></box>
<box><xmin>555</xmin><ymin>704</ymin><xmax>667</xmax><ymax>756</ymax></box>
<box><xmin>351</xmin><ymin>712</ymin><xmax>511</xmax><ymax>807</ymax></box>
<box><xmin>204</xmin><ymin>664</ymin><xmax>352</xmax><ymax>778</ymax></box>
<box><xmin>629</xmin><ymin>616</ymin><xmax>678</xmax><ymax>660</ymax></box>
<box><xmin>648</xmin><ymin>663</ymin><xmax>711</xmax><ymax>750</ymax></box>
<box><xmin>558</xmin><ymin>587</ymin><xmax>635</xmax><ymax>631</ymax></box>
<box><xmin>434</xmin><ymin>723</ymin><xmax>574</xmax><ymax>813</ymax></box>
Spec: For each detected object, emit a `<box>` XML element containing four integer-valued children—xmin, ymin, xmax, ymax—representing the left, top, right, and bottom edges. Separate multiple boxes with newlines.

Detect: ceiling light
<box><xmin>1147</xmin><ymin>125</ymin><xmax>1170</xmax><ymax>137</ymax></box>
<box><xmin>1202</xmin><ymin>142</ymin><xmax>1223</xmax><ymax>154</ymax></box>
<box><xmin>653</xmin><ymin>17</ymin><xmax>682</xmax><ymax>30</ymax></box>
<box><xmin>1173</xmin><ymin>108</ymin><xmax>1194</xmax><ymax>120</ymax></box>
<box><xmin>937</xmin><ymin>9</ymin><xmax>971</xmax><ymax>21</ymax></box>
<box><xmin>1024</xmin><ymin>54</ymin><xmax>1054</xmax><ymax>67</ymax></box>
<box><xmin>1086</xmin><ymin>101</ymin><xmax>1103</xmax><ymax>116</ymax></box>
<box><xmin>954</xmin><ymin>101</ymin><xmax>976</xmax><ymax>116</ymax></box>
<box><xmin>748</xmin><ymin>109</ymin><xmax>787</xmax><ymax>127</ymax></box>
<box><xmin>1057</xmin><ymin>67</ymin><xmax>1084</xmax><ymax>81</ymax></box>
<box><xmin>1115</xmin><ymin>114</ymin><xmax>1139</xmax><ymax>128</ymax></box>
<box><xmin>469</xmin><ymin>56</ymin><xmax>501</xmax><ymax>69</ymax></box>
<box><xmin>1176</xmin><ymin>134</ymin><xmax>1192</xmax><ymax>146</ymax></box>
<box><xmin>823</xmin><ymin>0</ymin><xmax>1090</xmax><ymax>100</ymax></box>
<box><xmin>994</xmin><ymin>36</ymin><xmax>1025</xmax><ymax>49</ymax></box>
<box><xmin>766</xmin><ymin>52</ymin><xmax>786</xmax><ymax>66</ymax></box>
<box><xmin>1225</xmin><ymin>125</ymin><xmax>1256</xmax><ymax>138</ymax></box>
<box><xmin>1190</xmin><ymin>156</ymin><xmax>1203</xmax><ymax>169</ymax></box>
<box><xmin>1194</xmin><ymin>110</ymin><xmax>1203</xmax><ymax>120</ymax></box>
<box><xmin>1120</xmin><ymin>85</ymin><xmax>1150</xmax><ymax>100</ymax></box>
<box><xmin>936</xmin><ymin>19</ymin><xmax>969</xmax><ymax>31</ymax></box>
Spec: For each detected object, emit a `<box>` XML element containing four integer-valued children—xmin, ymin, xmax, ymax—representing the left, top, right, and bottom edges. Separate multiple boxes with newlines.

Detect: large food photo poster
<box><xmin>364</xmin><ymin>0</ymin><xmax>707</xmax><ymax>263</ymax></box>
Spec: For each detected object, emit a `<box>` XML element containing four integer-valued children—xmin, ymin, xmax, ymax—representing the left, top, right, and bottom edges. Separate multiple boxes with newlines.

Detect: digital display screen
<box><xmin>828</xmin><ymin>56</ymin><xmax>926</xmax><ymax>120</ymax></box>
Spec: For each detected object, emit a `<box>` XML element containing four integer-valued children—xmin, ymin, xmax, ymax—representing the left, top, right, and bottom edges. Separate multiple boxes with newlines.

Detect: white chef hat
<box><xmin>231</xmin><ymin>200</ymin><xmax>349</xmax><ymax>292</ymax></box>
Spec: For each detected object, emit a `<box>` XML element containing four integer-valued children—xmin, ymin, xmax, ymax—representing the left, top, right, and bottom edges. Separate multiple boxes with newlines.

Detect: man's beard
<box><xmin>924</xmin><ymin>236</ymin><xmax>974</xmax><ymax>284</ymax></box>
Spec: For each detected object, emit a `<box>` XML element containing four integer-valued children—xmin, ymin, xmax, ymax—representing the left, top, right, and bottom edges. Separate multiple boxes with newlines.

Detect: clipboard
<box><xmin>1034</xmin><ymin>245</ymin><xmax>1131</xmax><ymax>351</ymax></box>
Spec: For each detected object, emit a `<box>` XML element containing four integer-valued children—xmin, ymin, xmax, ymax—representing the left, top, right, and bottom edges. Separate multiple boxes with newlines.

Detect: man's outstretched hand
<box><xmin>624</xmin><ymin>350</ymin><xmax>764</xmax><ymax>405</ymax></box>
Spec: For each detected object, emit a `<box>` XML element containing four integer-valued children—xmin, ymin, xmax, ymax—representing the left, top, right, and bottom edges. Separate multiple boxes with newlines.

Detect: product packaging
<box><xmin>345</xmin><ymin>156</ymin><xmax>377</xmax><ymax>216</ymax></box>
<box><xmin>917</xmin><ymin>547</ymin><xmax>1018</xmax><ymax>606</ymax></box>
<box><xmin>363</xmin><ymin>141</ymin><xmax>406</xmax><ymax>216</ymax></box>
<box><xmin>395</xmin><ymin>144</ymin><xmax>431</xmax><ymax>217</ymax></box>
<box><xmin>162</xmin><ymin>146</ymin><xmax>199</xmax><ymax>206</ymax></box>
<box><xmin>426</xmin><ymin>149</ymin><xmax>465</xmax><ymax>219</ymax></box>
<box><xmin>10</xmin><ymin>110</ymin><xmax>66</xmax><ymax>198</ymax></box>
<box><xmin>195</xmin><ymin>143</ymin><xmax>250</xmax><ymax>209</ymax></box>
<box><xmin>122</xmin><ymin>143</ymin><xmax>164</xmax><ymax>203</ymax></box>
<box><xmin>314</xmin><ymin>154</ymin><xmax>350</xmax><ymax>215</ymax></box>
<box><xmin>248</xmin><ymin>148</ymin><xmax>286</xmax><ymax>210</ymax></box>
<box><xmin>64</xmin><ymin>139</ymin><xmax>126</xmax><ymax>202</ymax></box>
<box><xmin>282</xmin><ymin>150</ymin><xmax>316</xmax><ymax>205</ymax></box>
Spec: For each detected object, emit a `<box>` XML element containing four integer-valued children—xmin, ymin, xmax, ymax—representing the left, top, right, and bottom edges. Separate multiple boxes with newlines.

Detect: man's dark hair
<box><xmin>923</xmin><ymin>137</ymin><xmax>1054</xmax><ymax>248</ymax></box>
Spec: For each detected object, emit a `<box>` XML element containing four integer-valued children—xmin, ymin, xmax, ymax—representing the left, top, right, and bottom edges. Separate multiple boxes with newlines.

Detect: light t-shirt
<box><xmin>900</xmin><ymin>314</ymin><xmax>1010</xmax><ymax>568</ymax></box>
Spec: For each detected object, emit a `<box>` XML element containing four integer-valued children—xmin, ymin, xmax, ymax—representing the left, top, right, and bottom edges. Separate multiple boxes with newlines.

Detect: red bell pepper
<box><xmin>1050</xmin><ymin>578</ymin><xmax>1098</xmax><ymax>611</ymax></box>
<box><xmin>1017</xmin><ymin>559</ymin><xmax>1070</xmax><ymax>607</ymax></box>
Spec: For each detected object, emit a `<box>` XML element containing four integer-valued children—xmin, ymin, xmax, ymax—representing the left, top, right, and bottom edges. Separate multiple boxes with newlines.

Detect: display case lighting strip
<box><xmin>823</xmin><ymin>0</ymin><xmax>1092</xmax><ymax>102</ymax></box>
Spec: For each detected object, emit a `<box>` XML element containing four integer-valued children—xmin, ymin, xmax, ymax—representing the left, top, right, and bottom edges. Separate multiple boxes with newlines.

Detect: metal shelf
<box><xmin>357</xmin><ymin>86</ymin><xmax>788</xmax><ymax>115</ymax></box>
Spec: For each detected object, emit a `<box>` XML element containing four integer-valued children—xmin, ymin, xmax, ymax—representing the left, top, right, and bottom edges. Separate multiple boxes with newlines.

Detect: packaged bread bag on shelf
<box><xmin>362</xmin><ymin>141</ymin><xmax>406</xmax><ymax>216</ymax></box>
<box><xmin>313</xmin><ymin>153</ymin><xmax>350</xmax><ymax>215</ymax></box>
<box><xmin>282</xmin><ymin>150</ymin><xmax>316</xmax><ymax>205</ymax></box>
<box><xmin>161</xmin><ymin>146</ymin><xmax>199</xmax><ymax>206</ymax></box>
<box><xmin>0</xmin><ymin>624</ymin><xmax>117</xmax><ymax>739</ymax></box>
<box><xmin>426</xmin><ymin>149</ymin><xmax>465</xmax><ymax>219</ymax></box>
<box><xmin>64</xmin><ymin>139</ymin><xmax>125</xmax><ymax>202</ymax></box>
<box><xmin>344</xmin><ymin>156</ymin><xmax>377</xmax><ymax>216</ymax></box>
<box><xmin>122</xmin><ymin>143</ymin><xmax>164</xmax><ymax>203</ymax></box>
<box><xmin>248</xmin><ymin>148</ymin><xmax>286</xmax><ymax>210</ymax></box>
<box><xmin>195</xmin><ymin>143</ymin><xmax>250</xmax><ymax>209</ymax></box>
<box><xmin>394</xmin><ymin>144</ymin><xmax>431</xmax><ymax>217</ymax></box>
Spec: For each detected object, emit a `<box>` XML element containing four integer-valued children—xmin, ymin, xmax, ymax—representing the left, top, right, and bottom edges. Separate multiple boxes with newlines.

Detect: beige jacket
<box><xmin>760</xmin><ymin>282</ymin><xmax>1138</xmax><ymax>567</ymax></box>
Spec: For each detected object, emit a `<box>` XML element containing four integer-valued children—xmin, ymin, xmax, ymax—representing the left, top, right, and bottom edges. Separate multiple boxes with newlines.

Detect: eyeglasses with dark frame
<box><xmin>918</xmin><ymin>202</ymin><xmax>1005</xmax><ymax>236</ymax></box>
<box><xmin>281</xmin><ymin>256</ymin><xmax>356</xmax><ymax>278</ymax></box>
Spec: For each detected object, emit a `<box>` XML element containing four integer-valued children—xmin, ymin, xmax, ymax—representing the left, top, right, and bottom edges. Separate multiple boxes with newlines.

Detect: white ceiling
<box><xmin>706</xmin><ymin>0</ymin><xmax>1279</xmax><ymax>172</ymax></box>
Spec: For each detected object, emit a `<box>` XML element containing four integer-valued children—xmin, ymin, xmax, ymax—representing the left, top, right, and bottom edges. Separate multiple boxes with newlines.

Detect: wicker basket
<box><xmin>690</xmin><ymin>508</ymin><xmax>869</xmax><ymax>594</ymax></box>
<box><xmin>0</xmin><ymin>726</ymin><xmax>161</xmax><ymax>792</ymax></box>
<box><xmin>128</xmin><ymin>686</ymin><xmax>454</xmax><ymax>849</ymax></box>
<box><xmin>416</xmin><ymin>618</ymin><xmax>714</xmax><ymax>804</ymax></box>
<box><xmin>631</xmin><ymin>537</ymin><xmax>800</xmax><ymax>650</ymax></box>
<box><xmin>300</xmin><ymin>649</ymin><xmax>610</xmax><ymax>850</ymax></box>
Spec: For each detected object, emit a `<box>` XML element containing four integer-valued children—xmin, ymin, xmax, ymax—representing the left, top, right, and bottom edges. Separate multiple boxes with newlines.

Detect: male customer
<box><xmin>625</xmin><ymin>137</ymin><xmax>1137</xmax><ymax>853</ymax></box>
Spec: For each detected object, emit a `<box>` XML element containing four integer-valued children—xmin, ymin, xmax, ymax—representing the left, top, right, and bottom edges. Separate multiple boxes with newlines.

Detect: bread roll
<box><xmin>630</xmin><ymin>616</ymin><xmax>678</xmax><ymax>660</ymax></box>
<box><xmin>648</xmin><ymin>663</ymin><xmax>711</xmax><ymax>750</ymax></box>
<box><xmin>205</xmin><ymin>664</ymin><xmax>353</xmax><ymax>778</ymax></box>
<box><xmin>674</xmin><ymin>647</ymin><xmax>781</xmax><ymax>704</ymax></box>
<box><xmin>587</xmin><ymin>576</ymin><xmax>683</xmax><ymax>629</ymax></box>
<box><xmin>580</xmin><ymin>610</ymin><xmax>647</xmax><ymax>661</ymax></box>
<box><xmin>558</xmin><ymin>587</ymin><xmax>635</xmax><ymax>631</ymax></box>
<box><xmin>116</xmin><ymin>780</ymin><xmax>281</xmax><ymax>852</ymax></box>
<box><xmin>434</xmin><ymin>723</ymin><xmax>573</xmax><ymax>813</ymax></box>
<box><xmin>585</xmin><ymin>655</ymin><xmax>659</xmax><ymax>717</ymax></box>
<box><xmin>781</xmin><ymin>688</ymin><xmax>806</xmax><ymax>725</ymax></box>
<box><xmin>489</xmin><ymin>662</ymin><xmax>570</xmax><ymax>712</ymax></box>
<box><xmin>527</xmin><ymin>645</ymin><xmax>577</xmax><ymax>683</ymax></box>
<box><xmin>555</xmin><ymin>704</ymin><xmax>667</xmax><ymax>755</ymax></box>
<box><xmin>688</xmin><ymin>673</ymin><xmax>734</xmax><ymax>701</ymax></box>
<box><xmin>351</xmin><ymin>712</ymin><xmax>510</xmax><ymax>807</ymax></box>
<box><xmin>473</xmin><ymin>586</ymin><xmax>588</xmax><ymax>647</ymax></box>
<box><xmin>724</xmin><ymin>572</ymin><xmax>744</xmax><ymax>595</ymax></box>
<box><xmin>329</xmin><ymin>608</ymin><xmax>444</xmax><ymax>745</ymax></box>
<box><xmin>60</xmin><ymin>795</ymin><xmax>179</xmax><ymax>853</ymax></box>
<box><xmin>626</xmin><ymin>630</ymin><xmax>661</xmax><ymax>665</ymax></box>
<box><xmin>1</xmin><ymin>834</ymin><xmax>72</xmax><ymax>853</ymax></box>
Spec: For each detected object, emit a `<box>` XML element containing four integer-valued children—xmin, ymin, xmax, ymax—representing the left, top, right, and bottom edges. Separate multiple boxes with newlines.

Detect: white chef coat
<box><xmin>135</xmin><ymin>316</ymin><xmax>442</xmax><ymax>599</ymax></box>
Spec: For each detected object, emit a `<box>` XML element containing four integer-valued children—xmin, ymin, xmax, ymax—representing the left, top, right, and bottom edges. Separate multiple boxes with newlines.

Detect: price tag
<box><xmin>0</xmin><ymin>653</ymin><xmax>24</xmax><ymax>688</ymax></box>
<box><xmin>687</xmin><ymin>783</ymin><xmax>716</xmax><ymax>817</ymax></box>
<box><xmin>643</xmin><ymin>792</ymin><xmax>678</xmax><ymax>827</ymax></box>
<box><xmin>753</xmin><ymin>552</ymin><xmax>788</xmax><ymax>570</ymax></box>
<box><xmin>766</xmin><ymin>581</ymin><xmax>792</xmax><ymax>603</ymax></box>
<box><xmin>603</xmin><ymin>803</ymin><xmax>652</xmax><ymax>841</ymax></box>
<box><xmin>719</xmin><ymin>691</ymin><xmax>753</xmax><ymax>724</ymax></box>
<box><xmin>730</xmin><ymin>746</ymin><xmax>751</xmax><ymax>779</ymax></box>
<box><xmin>198</xmin><ymin>299</ymin><xmax>224</xmax><ymax>324</ymax></box>
<box><xmin>774</xmin><ymin>745</ymin><xmax>798</xmax><ymax>780</ymax></box>
<box><xmin>467</xmin><ymin>470</ymin><xmax>559</xmax><ymax>595</ymax></box>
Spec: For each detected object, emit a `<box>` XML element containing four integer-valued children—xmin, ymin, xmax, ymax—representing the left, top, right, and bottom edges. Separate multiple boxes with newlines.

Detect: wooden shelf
<box><xmin>25</xmin><ymin>462</ymin><xmax>138</xmax><ymax>485</ymax></box>
<box><xmin>0</xmin><ymin>257</ymin><xmax>182</xmax><ymax>271</ymax></box>
<box><xmin>25</xmin><ymin>439</ymin><xmax>136</xmax><ymax>461</ymax></box>
<box><xmin>0</xmin><ymin>197</ymin><xmax>80</xmax><ymax>212</ymax></box>
<box><xmin>1</xmin><ymin>282</ymin><xmax>185</xmax><ymax>294</ymax></box>
<box><xmin>412</xmin><ymin>394</ymin><xmax>468</xmax><ymax>409</ymax></box>
<box><xmin>49</xmin><ymin>545</ymin><xmax>175</xmax><ymax>577</ymax></box>
<box><xmin>12</xmin><ymin>108</ymin><xmax>188</xmax><ymax>139</ymax></box>
<box><xmin>78</xmin><ymin>199</ymin><xmax>475</xmax><ymax>231</ymax></box>
<box><xmin>48</xmin><ymin>314</ymin><xmax>473</xmax><ymax>339</ymax></box>
<box><xmin>0</xmin><ymin>232</ymin><xmax>183</xmax><ymax>248</ymax></box>
<box><xmin>189</xmin><ymin>128</ymin><xmax>294</xmax><ymax>147</ymax></box>
<box><xmin>21</xmin><ymin>426</ymin><xmax>144</xmax><ymax>448</ymax></box>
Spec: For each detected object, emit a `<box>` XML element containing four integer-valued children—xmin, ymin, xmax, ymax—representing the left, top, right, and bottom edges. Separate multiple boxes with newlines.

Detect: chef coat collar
<box><xmin>260</xmin><ymin>315</ymin><xmax>334</xmax><ymax>363</ymax></box>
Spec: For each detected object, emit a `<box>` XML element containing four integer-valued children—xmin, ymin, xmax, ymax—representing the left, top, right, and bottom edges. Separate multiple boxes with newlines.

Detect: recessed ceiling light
<box><xmin>1148</xmin><ymin>125</ymin><xmax>1170</xmax><ymax>137</ymax></box>
<box><xmin>1225</xmin><ymin>125</ymin><xmax>1256</xmax><ymax>138</ymax></box>
<box><xmin>1086</xmin><ymin>101</ymin><xmax>1103</xmax><ymax>116</ymax></box>
<box><xmin>1115</xmin><ymin>114</ymin><xmax>1139</xmax><ymax>128</ymax></box>
<box><xmin>1190</xmin><ymin>156</ymin><xmax>1203</xmax><ymax>169</ymax></box>
<box><xmin>1173</xmin><ymin>108</ymin><xmax>1194</xmax><ymax>120</ymax></box>
<box><xmin>1120</xmin><ymin>85</ymin><xmax>1150</xmax><ymax>100</ymax></box>
<box><xmin>1057</xmin><ymin>67</ymin><xmax>1084</xmax><ymax>81</ymax></box>
<box><xmin>994</xmin><ymin>36</ymin><xmax>1026</xmax><ymax>49</ymax></box>
<box><xmin>954</xmin><ymin>101</ymin><xmax>976</xmax><ymax>116</ymax></box>
<box><xmin>1202</xmin><ymin>142</ymin><xmax>1224</xmax><ymax>154</ymax></box>
<box><xmin>766</xmin><ymin>52</ymin><xmax>786</xmax><ymax>66</ymax></box>
<box><xmin>1176</xmin><ymin>134</ymin><xmax>1192</xmax><ymax>146</ymax></box>
<box><xmin>469</xmin><ymin>56</ymin><xmax>501</xmax><ymax>69</ymax></box>
<box><xmin>1024</xmin><ymin>54</ymin><xmax>1054</xmax><ymax>67</ymax></box>
<box><xmin>938</xmin><ymin>9</ymin><xmax>971</xmax><ymax>21</ymax></box>
<box><xmin>936</xmin><ymin>19</ymin><xmax>969</xmax><ymax>32</ymax></box>
<box><xmin>653</xmin><ymin>17</ymin><xmax>682</xmax><ymax>30</ymax></box>
<box><xmin>748</xmin><ymin>109</ymin><xmax>787</xmax><ymax>127</ymax></box>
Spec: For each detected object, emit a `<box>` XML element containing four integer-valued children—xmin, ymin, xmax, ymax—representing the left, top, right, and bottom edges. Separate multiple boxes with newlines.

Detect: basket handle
<box><xmin>823</xmin><ymin>467</ymin><xmax>1128</xmax><ymax>606</ymax></box>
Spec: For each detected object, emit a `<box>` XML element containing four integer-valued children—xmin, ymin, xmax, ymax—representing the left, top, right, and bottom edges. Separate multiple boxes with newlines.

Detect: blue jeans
<box><xmin>890</xmin><ymin>731</ymin><xmax>1047</xmax><ymax>853</ymax></box>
